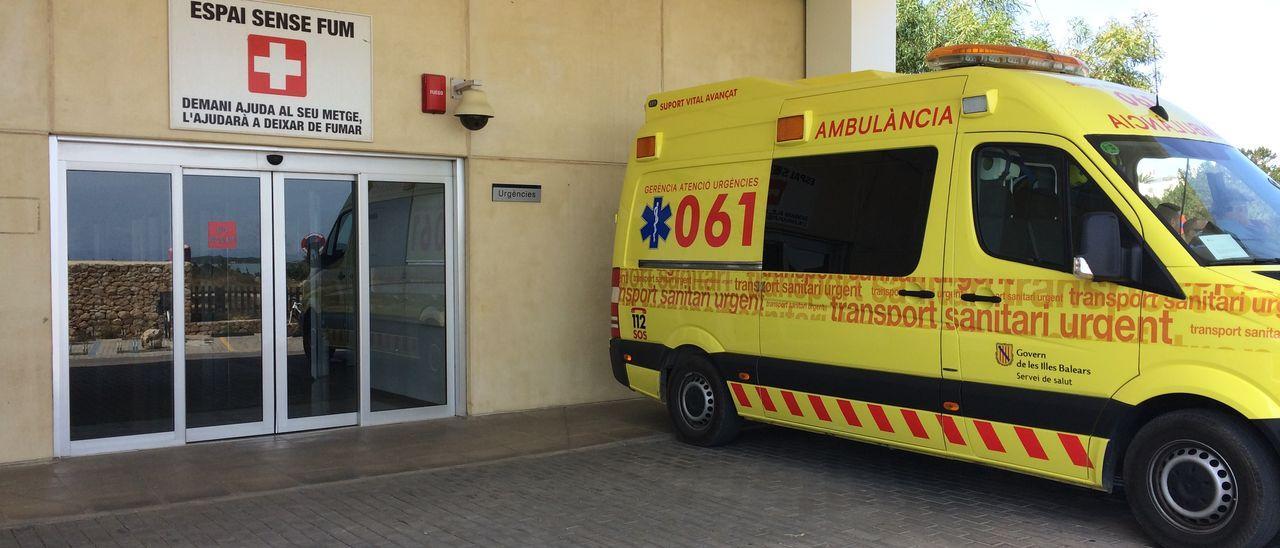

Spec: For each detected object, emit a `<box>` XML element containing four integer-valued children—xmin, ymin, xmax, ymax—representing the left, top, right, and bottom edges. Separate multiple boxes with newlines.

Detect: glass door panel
<box><xmin>66</xmin><ymin>170</ymin><xmax>175</xmax><ymax>441</ymax></box>
<box><xmin>183</xmin><ymin>172</ymin><xmax>272</xmax><ymax>440</ymax></box>
<box><xmin>275</xmin><ymin>174</ymin><xmax>359</xmax><ymax>430</ymax></box>
<box><xmin>367</xmin><ymin>180</ymin><xmax>448</xmax><ymax>411</ymax></box>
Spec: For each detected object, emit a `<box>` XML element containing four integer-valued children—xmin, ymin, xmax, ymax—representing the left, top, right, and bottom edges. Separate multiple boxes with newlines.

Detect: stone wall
<box><xmin>67</xmin><ymin>261</ymin><xmax>192</xmax><ymax>342</ymax></box>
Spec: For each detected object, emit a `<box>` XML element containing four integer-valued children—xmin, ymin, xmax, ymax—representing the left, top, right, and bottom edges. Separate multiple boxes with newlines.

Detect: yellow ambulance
<box><xmin>609</xmin><ymin>44</ymin><xmax>1280</xmax><ymax>547</ymax></box>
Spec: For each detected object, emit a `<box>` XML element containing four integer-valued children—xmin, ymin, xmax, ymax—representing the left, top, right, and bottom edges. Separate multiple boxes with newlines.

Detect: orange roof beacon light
<box><xmin>925</xmin><ymin>44</ymin><xmax>1089</xmax><ymax>77</ymax></box>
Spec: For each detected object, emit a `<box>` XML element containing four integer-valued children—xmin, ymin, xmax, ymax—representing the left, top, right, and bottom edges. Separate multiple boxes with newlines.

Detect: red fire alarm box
<box><xmin>422</xmin><ymin>74</ymin><xmax>447</xmax><ymax>114</ymax></box>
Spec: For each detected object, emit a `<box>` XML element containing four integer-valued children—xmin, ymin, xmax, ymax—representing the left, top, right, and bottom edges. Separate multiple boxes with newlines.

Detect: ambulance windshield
<box><xmin>1090</xmin><ymin>136</ymin><xmax>1280</xmax><ymax>264</ymax></box>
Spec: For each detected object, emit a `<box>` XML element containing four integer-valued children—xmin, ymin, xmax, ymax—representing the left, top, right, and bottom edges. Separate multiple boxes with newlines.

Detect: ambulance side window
<box><xmin>973</xmin><ymin>145</ymin><xmax>1070</xmax><ymax>270</ymax></box>
<box><xmin>368</xmin><ymin>196</ymin><xmax>412</xmax><ymax>267</ymax></box>
<box><xmin>763</xmin><ymin>147</ymin><xmax>937</xmax><ymax>276</ymax></box>
<box><xmin>973</xmin><ymin>144</ymin><xmax>1150</xmax><ymax>280</ymax></box>
<box><xmin>328</xmin><ymin>210</ymin><xmax>353</xmax><ymax>259</ymax></box>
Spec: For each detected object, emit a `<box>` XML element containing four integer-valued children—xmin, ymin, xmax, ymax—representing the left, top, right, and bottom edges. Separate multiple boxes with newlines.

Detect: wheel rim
<box><xmin>678</xmin><ymin>372</ymin><xmax>715</xmax><ymax>431</ymax></box>
<box><xmin>1147</xmin><ymin>439</ymin><xmax>1238</xmax><ymax>534</ymax></box>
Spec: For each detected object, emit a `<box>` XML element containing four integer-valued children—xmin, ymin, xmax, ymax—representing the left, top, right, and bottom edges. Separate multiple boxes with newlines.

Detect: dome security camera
<box><xmin>458</xmin><ymin>114</ymin><xmax>491</xmax><ymax>130</ymax></box>
<box><xmin>452</xmin><ymin>80</ymin><xmax>494</xmax><ymax>131</ymax></box>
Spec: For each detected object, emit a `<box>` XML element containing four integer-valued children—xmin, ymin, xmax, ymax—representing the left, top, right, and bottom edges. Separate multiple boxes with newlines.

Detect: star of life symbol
<box><xmin>248</xmin><ymin>34</ymin><xmax>307</xmax><ymax>97</ymax></box>
<box><xmin>640</xmin><ymin>197</ymin><xmax>672</xmax><ymax>249</ymax></box>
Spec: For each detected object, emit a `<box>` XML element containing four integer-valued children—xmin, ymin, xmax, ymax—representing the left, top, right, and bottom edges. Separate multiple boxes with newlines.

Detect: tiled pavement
<box><xmin>0</xmin><ymin>402</ymin><xmax>1154</xmax><ymax>547</ymax></box>
<box><xmin>0</xmin><ymin>399</ymin><xmax>668</xmax><ymax>527</ymax></box>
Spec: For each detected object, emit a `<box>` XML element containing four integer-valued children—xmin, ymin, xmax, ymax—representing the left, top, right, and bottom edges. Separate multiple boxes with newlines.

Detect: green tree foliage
<box><xmin>1064</xmin><ymin>13</ymin><xmax>1161</xmax><ymax>91</ymax></box>
<box><xmin>896</xmin><ymin>0</ymin><xmax>1162</xmax><ymax>92</ymax></box>
<box><xmin>1240</xmin><ymin>146</ymin><xmax>1280</xmax><ymax>181</ymax></box>
<box><xmin>896</xmin><ymin>0</ymin><xmax>1047</xmax><ymax>74</ymax></box>
<box><xmin>1156</xmin><ymin>176</ymin><xmax>1209</xmax><ymax>225</ymax></box>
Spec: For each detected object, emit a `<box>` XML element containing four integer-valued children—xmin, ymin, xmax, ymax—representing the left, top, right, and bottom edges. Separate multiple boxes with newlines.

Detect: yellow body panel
<box><xmin>613</xmin><ymin>64</ymin><xmax>1280</xmax><ymax>492</ymax></box>
<box><xmin>1111</xmin><ymin>267</ymin><xmax>1280</xmax><ymax>419</ymax></box>
<box><xmin>626</xmin><ymin>364</ymin><xmax>662</xmax><ymax>400</ymax></box>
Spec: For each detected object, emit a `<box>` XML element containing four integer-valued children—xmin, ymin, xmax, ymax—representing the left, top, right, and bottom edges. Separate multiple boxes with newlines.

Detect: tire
<box><xmin>1123</xmin><ymin>409</ymin><xmax>1280</xmax><ymax>548</ymax></box>
<box><xmin>665</xmin><ymin>355</ymin><xmax>742</xmax><ymax>447</ymax></box>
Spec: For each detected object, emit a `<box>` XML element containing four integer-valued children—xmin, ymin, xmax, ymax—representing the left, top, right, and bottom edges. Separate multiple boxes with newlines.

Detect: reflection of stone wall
<box><xmin>68</xmin><ymin>261</ymin><xmax>192</xmax><ymax>341</ymax></box>
<box><xmin>187</xmin><ymin>319</ymin><xmax>260</xmax><ymax>337</ymax></box>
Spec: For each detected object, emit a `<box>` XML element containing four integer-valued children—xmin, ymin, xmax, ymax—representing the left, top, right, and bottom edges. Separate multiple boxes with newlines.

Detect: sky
<box><xmin>66</xmin><ymin>171</ymin><xmax>353</xmax><ymax>263</ymax></box>
<box><xmin>1030</xmin><ymin>0</ymin><xmax>1280</xmax><ymax>154</ymax></box>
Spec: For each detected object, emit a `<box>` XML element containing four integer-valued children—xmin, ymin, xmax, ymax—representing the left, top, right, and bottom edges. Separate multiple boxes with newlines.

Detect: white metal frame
<box><xmin>452</xmin><ymin>159</ymin><xmax>468</xmax><ymax>417</ymax></box>
<box><xmin>272</xmin><ymin>171</ymin><xmax>360</xmax><ymax>433</ymax></box>
<box><xmin>51</xmin><ymin>136</ymin><xmax>466</xmax><ymax>456</ymax></box>
<box><xmin>54</xmin><ymin>160</ymin><xmax>187</xmax><ymax>457</ymax></box>
<box><xmin>183</xmin><ymin>169</ymin><xmax>275</xmax><ymax>443</ymax></box>
<box><xmin>358</xmin><ymin>173</ymin><xmax>458</xmax><ymax>426</ymax></box>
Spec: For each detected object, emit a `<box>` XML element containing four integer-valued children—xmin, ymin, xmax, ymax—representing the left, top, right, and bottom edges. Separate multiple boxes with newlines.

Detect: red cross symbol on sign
<box><xmin>247</xmin><ymin>34</ymin><xmax>307</xmax><ymax>97</ymax></box>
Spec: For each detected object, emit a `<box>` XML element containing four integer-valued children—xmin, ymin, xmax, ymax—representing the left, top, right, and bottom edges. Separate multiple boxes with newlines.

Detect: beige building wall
<box><xmin>49</xmin><ymin>0</ymin><xmax>472</xmax><ymax>156</ymax></box>
<box><xmin>806</xmin><ymin>0</ymin><xmax>896</xmax><ymax>75</ymax></box>
<box><xmin>0</xmin><ymin>132</ymin><xmax>55</xmax><ymax>465</ymax></box>
<box><xmin>0</xmin><ymin>0</ymin><xmax>805</xmax><ymax>462</ymax></box>
<box><xmin>0</xmin><ymin>0</ymin><xmax>53</xmax><ymax>464</ymax></box>
<box><xmin>463</xmin><ymin>0</ymin><xmax>804</xmax><ymax>413</ymax></box>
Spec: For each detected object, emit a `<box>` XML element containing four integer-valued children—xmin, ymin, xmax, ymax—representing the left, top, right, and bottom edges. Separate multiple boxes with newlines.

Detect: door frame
<box><xmin>272</xmin><ymin>171</ymin><xmax>360</xmax><ymax>434</ymax></box>
<box><xmin>52</xmin><ymin>160</ymin><xmax>187</xmax><ymax>457</ymax></box>
<box><xmin>51</xmin><ymin>136</ymin><xmax>466</xmax><ymax>457</ymax></box>
<box><xmin>357</xmin><ymin>172</ymin><xmax>458</xmax><ymax>426</ymax></box>
<box><xmin>183</xmin><ymin>168</ymin><xmax>275</xmax><ymax>443</ymax></box>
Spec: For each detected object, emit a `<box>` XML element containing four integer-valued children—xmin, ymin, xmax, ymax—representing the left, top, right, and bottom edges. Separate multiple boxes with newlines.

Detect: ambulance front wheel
<box><xmin>666</xmin><ymin>356</ymin><xmax>741</xmax><ymax>447</ymax></box>
<box><xmin>1123</xmin><ymin>409</ymin><xmax>1280</xmax><ymax>548</ymax></box>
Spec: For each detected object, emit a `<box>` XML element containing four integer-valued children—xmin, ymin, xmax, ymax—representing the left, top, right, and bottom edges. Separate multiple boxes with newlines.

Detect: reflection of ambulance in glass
<box><xmin>304</xmin><ymin>183</ymin><xmax>448</xmax><ymax>407</ymax></box>
<box><xmin>610</xmin><ymin>44</ymin><xmax>1280</xmax><ymax>547</ymax></box>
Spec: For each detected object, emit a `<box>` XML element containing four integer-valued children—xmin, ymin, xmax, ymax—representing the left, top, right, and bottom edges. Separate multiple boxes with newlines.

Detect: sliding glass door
<box><xmin>274</xmin><ymin>173</ymin><xmax>360</xmax><ymax>432</ymax></box>
<box><xmin>64</xmin><ymin>169</ymin><xmax>178</xmax><ymax>445</ymax></box>
<box><xmin>183</xmin><ymin>171</ymin><xmax>273</xmax><ymax>442</ymax></box>
<box><xmin>364</xmin><ymin>178</ymin><xmax>450</xmax><ymax>418</ymax></box>
<box><xmin>55</xmin><ymin>140</ymin><xmax>460</xmax><ymax>456</ymax></box>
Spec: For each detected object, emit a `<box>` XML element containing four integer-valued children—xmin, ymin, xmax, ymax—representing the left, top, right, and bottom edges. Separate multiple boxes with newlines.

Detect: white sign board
<box><xmin>169</xmin><ymin>0</ymin><xmax>372</xmax><ymax>141</ymax></box>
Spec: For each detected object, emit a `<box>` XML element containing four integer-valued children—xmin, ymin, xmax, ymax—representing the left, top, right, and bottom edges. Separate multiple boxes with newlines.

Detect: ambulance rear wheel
<box><xmin>1124</xmin><ymin>409</ymin><xmax>1280</xmax><ymax>548</ymax></box>
<box><xmin>666</xmin><ymin>356</ymin><xmax>741</xmax><ymax>447</ymax></box>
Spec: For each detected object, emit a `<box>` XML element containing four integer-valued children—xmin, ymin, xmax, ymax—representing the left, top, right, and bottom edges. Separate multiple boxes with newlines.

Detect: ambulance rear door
<box><xmin>623</xmin><ymin>160</ymin><xmax>770</xmax><ymax>387</ymax></box>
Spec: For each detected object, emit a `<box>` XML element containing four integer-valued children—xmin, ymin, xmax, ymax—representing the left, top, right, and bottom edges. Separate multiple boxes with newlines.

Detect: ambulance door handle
<box><xmin>898</xmin><ymin>289</ymin><xmax>935</xmax><ymax>299</ymax></box>
<box><xmin>960</xmin><ymin>292</ymin><xmax>1002</xmax><ymax>304</ymax></box>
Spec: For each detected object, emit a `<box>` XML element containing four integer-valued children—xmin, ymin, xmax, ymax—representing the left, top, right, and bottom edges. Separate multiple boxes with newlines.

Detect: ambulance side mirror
<box><xmin>1074</xmin><ymin>212</ymin><xmax>1123</xmax><ymax>281</ymax></box>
